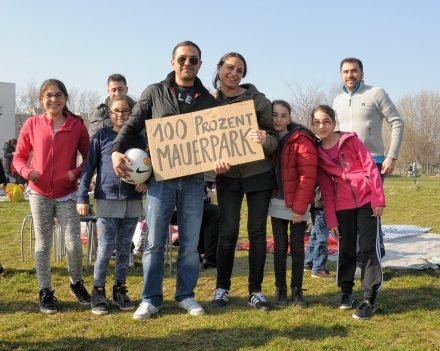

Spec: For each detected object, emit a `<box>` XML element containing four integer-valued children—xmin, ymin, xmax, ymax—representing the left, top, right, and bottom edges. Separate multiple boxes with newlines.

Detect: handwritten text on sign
<box><xmin>146</xmin><ymin>100</ymin><xmax>264</xmax><ymax>181</ymax></box>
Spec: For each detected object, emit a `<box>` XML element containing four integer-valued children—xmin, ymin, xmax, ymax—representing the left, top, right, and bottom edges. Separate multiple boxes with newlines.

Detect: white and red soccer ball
<box><xmin>121</xmin><ymin>148</ymin><xmax>152</xmax><ymax>184</ymax></box>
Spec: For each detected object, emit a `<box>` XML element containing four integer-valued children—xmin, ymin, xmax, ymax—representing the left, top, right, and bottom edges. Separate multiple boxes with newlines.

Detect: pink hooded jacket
<box><xmin>317</xmin><ymin>132</ymin><xmax>385</xmax><ymax>229</ymax></box>
<box><xmin>13</xmin><ymin>112</ymin><xmax>89</xmax><ymax>199</ymax></box>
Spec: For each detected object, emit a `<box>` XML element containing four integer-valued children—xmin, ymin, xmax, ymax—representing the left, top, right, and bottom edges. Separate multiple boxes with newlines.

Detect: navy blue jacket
<box><xmin>78</xmin><ymin>126</ymin><xmax>146</xmax><ymax>204</ymax></box>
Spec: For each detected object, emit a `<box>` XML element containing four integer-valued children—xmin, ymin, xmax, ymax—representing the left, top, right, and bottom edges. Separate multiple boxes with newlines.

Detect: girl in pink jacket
<box><xmin>13</xmin><ymin>79</ymin><xmax>91</xmax><ymax>313</ymax></box>
<box><xmin>311</xmin><ymin>105</ymin><xmax>385</xmax><ymax>321</ymax></box>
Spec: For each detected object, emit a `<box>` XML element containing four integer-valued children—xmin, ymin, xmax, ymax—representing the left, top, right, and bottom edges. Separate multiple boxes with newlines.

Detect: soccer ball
<box><xmin>121</xmin><ymin>148</ymin><xmax>152</xmax><ymax>184</ymax></box>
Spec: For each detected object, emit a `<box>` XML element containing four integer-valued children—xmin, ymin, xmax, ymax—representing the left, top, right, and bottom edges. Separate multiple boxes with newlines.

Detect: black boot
<box><xmin>292</xmin><ymin>287</ymin><xmax>308</xmax><ymax>309</ymax></box>
<box><xmin>274</xmin><ymin>286</ymin><xmax>288</xmax><ymax>308</ymax></box>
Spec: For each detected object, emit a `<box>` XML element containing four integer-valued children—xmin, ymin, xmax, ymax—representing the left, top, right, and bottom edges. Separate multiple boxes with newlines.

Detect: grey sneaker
<box><xmin>211</xmin><ymin>288</ymin><xmax>229</xmax><ymax>309</ymax></box>
<box><xmin>352</xmin><ymin>300</ymin><xmax>376</xmax><ymax>320</ymax></box>
<box><xmin>133</xmin><ymin>302</ymin><xmax>160</xmax><ymax>320</ymax></box>
<box><xmin>113</xmin><ymin>285</ymin><xmax>134</xmax><ymax>311</ymax></box>
<box><xmin>178</xmin><ymin>298</ymin><xmax>205</xmax><ymax>316</ymax></box>
<box><xmin>91</xmin><ymin>287</ymin><xmax>108</xmax><ymax>315</ymax></box>
<box><xmin>339</xmin><ymin>292</ymin><xmax>354</xmax><ymax>310</ymax></box>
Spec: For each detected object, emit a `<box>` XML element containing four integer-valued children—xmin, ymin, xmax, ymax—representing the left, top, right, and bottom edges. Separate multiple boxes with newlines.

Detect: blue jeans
<box><xmin>142</xmin><ymin>175</ymin><xmax>204</xmax><ymax>306</ymax></box>
<box><xmin>94</xmin><ymin>217</ymin><xmax>138</xmax><ymax>287</ymax></box>
<box><xmin>304</xmin><ymin>210</ymin><xmax>329</xmax><ymax>273</ymax></box>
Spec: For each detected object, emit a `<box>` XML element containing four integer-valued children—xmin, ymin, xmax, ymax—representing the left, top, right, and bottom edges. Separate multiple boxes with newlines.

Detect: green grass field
<box><xmin>0</xmin><ymin>177</ymin><xmax>439</xmax><ymax>351</ymax></box>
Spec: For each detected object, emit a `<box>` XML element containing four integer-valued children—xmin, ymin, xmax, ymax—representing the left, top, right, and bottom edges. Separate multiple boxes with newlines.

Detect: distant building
<box><xmin>0</xmin><ymin>82</ymin><xmax>16</xmax><ymax>157</ymax></box>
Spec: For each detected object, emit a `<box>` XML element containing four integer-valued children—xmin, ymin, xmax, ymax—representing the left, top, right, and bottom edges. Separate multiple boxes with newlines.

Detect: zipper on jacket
<box><xmin>337</xmin><ymin>153</ymin><xmax>359</xmax><ymax>209</ymax></box>
<box><xmin>341</xmin><ymin>153</ymin><xmax>349</xmax><ymax>170</ymax></box>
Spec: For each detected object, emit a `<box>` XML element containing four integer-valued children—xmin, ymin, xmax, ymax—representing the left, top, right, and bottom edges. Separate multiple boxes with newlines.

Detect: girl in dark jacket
<box><xmin>211</xmin><ymin>52</ymin><xmax>278</xmax><ymax>311</ymax></box>
<box><xmin>269</xmin><ymin>100</ymin><xmax>318</xmax><ymax>308</ymax></box>
<box><xmin>77</xmin><ymin>95</ymin><xmax>147</xmax><ymax>315</ymax></box>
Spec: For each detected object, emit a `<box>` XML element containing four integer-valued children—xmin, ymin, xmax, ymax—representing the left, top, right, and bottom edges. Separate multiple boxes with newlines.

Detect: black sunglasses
<box><xmin>176</xmin><ymin>56</ymin><xmax>199</xmax><ymax>66</ymax></box>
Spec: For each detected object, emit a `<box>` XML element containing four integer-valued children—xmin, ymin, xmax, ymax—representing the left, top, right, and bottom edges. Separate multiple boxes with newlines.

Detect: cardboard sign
<box><xmin>146</xmin><ymin>100</ymin><xmax>264</xmax><ymax>181</ymax></box>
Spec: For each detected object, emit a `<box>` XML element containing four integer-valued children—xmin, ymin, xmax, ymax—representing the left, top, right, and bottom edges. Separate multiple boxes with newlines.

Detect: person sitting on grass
<box><xmin>311</xmin><ymin>104</ymin><xmax>385</xmax><ymax>320</ymax></box>
<box><xmin>304</xmin><ymin>185</ymin><xmax>334</xmax><ymax>279</ymax></box>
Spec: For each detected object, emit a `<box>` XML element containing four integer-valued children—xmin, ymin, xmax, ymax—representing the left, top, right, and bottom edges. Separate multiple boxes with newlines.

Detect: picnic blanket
<box><xmin>236</xmin><ymin>225</ymin><xmax>440</xmax><ymax>270</ymax></box>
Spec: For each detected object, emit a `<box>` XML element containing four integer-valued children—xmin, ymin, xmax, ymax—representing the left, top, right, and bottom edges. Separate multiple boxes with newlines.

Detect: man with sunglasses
<box><xmin>111</xmin><ymin>40</ymin><xmax>216</xmax><ymax>320</ymax></box>
<box><xmin>88</xmin><ymin>73</ymin><xmax>129</xmax><ymax>138</ymax></box>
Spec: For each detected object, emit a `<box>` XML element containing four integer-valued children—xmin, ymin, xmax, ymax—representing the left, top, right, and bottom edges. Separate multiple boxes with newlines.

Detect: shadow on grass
<box><xmin>0</xmin><ymin>324</ymin><xmax>349</xmax><ymax>351</ymax></box>
<box><xmin>302</xmin><ymin>286</ymin><xmax>440</xmax><ymax>316</ymax></box>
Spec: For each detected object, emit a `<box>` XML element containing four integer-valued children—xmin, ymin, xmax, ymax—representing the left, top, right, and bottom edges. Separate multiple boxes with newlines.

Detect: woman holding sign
<box><xmin>211</xmin><ymin>52</ymin><xmax>278</xmax><ymax>311</ymax></box>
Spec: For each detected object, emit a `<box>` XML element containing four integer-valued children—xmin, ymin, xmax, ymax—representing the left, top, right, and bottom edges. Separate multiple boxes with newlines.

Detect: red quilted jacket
<box><xmin>273</xmin><ymin>126</ymin><xmax>318</xmax><ymax>215</ymax></box>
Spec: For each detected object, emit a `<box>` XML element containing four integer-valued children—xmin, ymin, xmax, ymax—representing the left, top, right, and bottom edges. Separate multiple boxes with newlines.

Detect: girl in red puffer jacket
<box><xmin>269</xmin><ymin>100</ymin><xmax>318</xmax><ymax>309</ymax></box>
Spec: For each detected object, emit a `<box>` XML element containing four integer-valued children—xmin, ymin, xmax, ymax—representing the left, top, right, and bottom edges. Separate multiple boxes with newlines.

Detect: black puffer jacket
<box><xmin>112</xmin><ymin>71</ymin><xmax>216</xmax><ymax>153</ymax></box>
<box><xmin>214</xmin><ymin>84</ymin><xmax>278</xmax><ymax>178</ymax></box>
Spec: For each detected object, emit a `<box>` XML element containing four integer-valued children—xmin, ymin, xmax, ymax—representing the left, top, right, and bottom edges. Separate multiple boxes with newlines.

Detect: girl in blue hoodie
<box><xmin>77</xmin><ymin>95</ymin><xmax>147</xmax><ymax>315</ymax></box>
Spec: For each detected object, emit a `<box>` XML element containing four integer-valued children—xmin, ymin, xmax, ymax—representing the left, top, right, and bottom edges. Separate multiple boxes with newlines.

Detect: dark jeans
<box><xmin>197</xmin><ymin>202</ymin><xmax>219</xmax><ymax>265</ymax></box>
<box><xmin>216</xmin><ymin>185</ymin><xmax>272</xmax><ymax>294</ymax></box>
<box><xmin>272</xmin><ymin>218</ymin><xmax>307</xmax><ymax>289</ymax></box>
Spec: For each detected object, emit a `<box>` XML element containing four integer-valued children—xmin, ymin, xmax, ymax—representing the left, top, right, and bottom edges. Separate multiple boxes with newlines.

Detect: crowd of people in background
<box><xmin>3</xmin><ymin>40</ymin><xmax>404</xmax><ymax>321</ymax></box>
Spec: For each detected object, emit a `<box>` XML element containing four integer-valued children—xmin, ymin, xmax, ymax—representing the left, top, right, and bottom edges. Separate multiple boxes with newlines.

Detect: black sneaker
<box><xmin>352</xmin><ymin>300</ymin><xmax>376</xmax><ymax>320</ymax></box>
<box><xmin>211</xmin><ymin>288</ymin><xmax>229</xmax><ymax>308</ymax></box>
<box><xmin>339</xmin><ymin>292</ymin><xmax>354</xmax><ymax>310</ymax></box>
<box><xmin>91</xmin><ymin>287</ymin><xmax>109</xmax><ymax>315</ymax></box>
<box><xmin>0</xmin><ymin>263</ymin><xmax>4</xmax><ymax>275</ymax></box>
<box><xmin>291</xmin><ymin>287</ymin><xmax>308</xmax><ymax>309</ymax></box>
<box><xmin>39</xmin><ymin>288</ymin><xmax>57</xmax><ymax>314</ymax></box>
<box><xmin>113</xmin><ymin>285</ymin><xmax>135</xmax><ymax>311</ymax></box>
<box><xmin>70</xmin><ymin>280</ymin><xmax>91</xmax><ymax>305</ymax></box>
<box><xmin>274</xmin><ymin>286</ymin><xmax>287</xmax><ymax>308</ymax></box>
<box><xmin>249</xmin><ymin>292</ymin><xmax>270</xmax><ymax>311</ymax></box>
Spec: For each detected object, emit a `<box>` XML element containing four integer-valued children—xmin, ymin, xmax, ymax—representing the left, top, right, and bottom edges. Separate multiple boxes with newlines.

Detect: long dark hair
<box><xmin>39</xmin><ymin>79</ymin><xmax>81</xmax><ymax>118</ymax></box>
<box><xmin>213</xmin><ymin>52</ymin><xmax>247</xmax><ymax>90</ymax></box>
<box><xmin>310</xmin><ymin>105</ymin><xmax>336</xmax><ymax>123</ymax></box>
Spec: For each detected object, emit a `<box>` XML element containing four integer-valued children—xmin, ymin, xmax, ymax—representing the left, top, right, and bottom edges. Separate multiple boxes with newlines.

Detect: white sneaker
<box><xmin>178</xmin><ymin>297</ymin><xmax>205</xmax><ymax>316</ymax></box>
<box><xmin>132</xmin><ymin>302</ymin><xmax>159</xmax><ymax>320</ymax></box>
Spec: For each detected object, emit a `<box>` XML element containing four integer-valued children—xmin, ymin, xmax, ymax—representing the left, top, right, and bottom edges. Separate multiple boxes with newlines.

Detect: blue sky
<box><xmin>1</xmin><ymin>0</ymin><xmax>439</xmax><ymax>104</ymax></box>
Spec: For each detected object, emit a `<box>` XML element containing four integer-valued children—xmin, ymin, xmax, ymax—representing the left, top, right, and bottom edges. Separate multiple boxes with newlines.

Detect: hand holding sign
<box><xmin>249</xmin><ymin>129</ymin><xmax>267</xmax><ymax>145</ymax></box>
<box><xmin>214</xmin><ymin>160</ymin><xmax>231</xmax><ymax>174</ymax></box>
<box><xmin>146</xmin><ymin>100</ymin><xmax>265</xmax><ymax>181</ymax></box>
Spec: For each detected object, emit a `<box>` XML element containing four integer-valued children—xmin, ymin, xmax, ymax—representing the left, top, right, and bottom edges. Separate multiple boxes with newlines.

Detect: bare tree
<box><xmin>66</xmin><ymin>88</ymin><xmax>101</xmax><ymax>117</ymax></box>
<box><xmin>16</xmin><ymin>81</ymin><xmax>41</xmax><ymax>116</ymax></box>
<box><xmin>393</xmin><ymin>91</ymin><xmax>440</xmax><ymax>173</ymax></box>
<box><xmin>283</xmin><ymin>80</ymin><xmax>340</xmax><ymax>126</ymax></box>
<box><xmin>15</xmin><ymin>81</ymin><xmax>101</xmax><ymax>127</ymax></box>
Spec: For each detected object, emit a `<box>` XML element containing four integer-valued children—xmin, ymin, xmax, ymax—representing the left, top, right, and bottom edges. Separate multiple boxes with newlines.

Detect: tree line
<box><xmin>15</xmin><ymin>81</ymin><xmax>440</xmax><ymax>175</ymax></box>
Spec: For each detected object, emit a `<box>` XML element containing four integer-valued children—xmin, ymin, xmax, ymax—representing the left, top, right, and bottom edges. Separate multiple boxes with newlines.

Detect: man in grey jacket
<box><xmin>333</xmin><ymin>57</ymin><xmax>404</xmax><ymax>175</ymax></box>
<box><xmin>333</xmin><ymin>57</ymin><xmax>404</xmax><ymax>261</ymax></box>
<box><xmin>88</xmin><ymin>73</ymin><xmax>129</xmax><ymax>138</ymax></box>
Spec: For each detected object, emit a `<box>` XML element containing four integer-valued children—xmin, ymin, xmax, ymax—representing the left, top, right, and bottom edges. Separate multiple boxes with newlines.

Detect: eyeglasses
<box><xmin>43</xmin><ymin>92</ymin><xmax>65</xmax><ymax>100</ymax></box>
<box><xmin>176</xmin><ymin>56</ymin><xmax>199</xmax><ymax>66</ymax></box>
<box><xmin>111</xmin><ymin>109</ymin><xmax>130</xmax><ymax>116</ymax></box>
<box><xmin>313</xmin><ymin>119</ymin><xmax>333</xmax><ymax>127</ymax></box>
